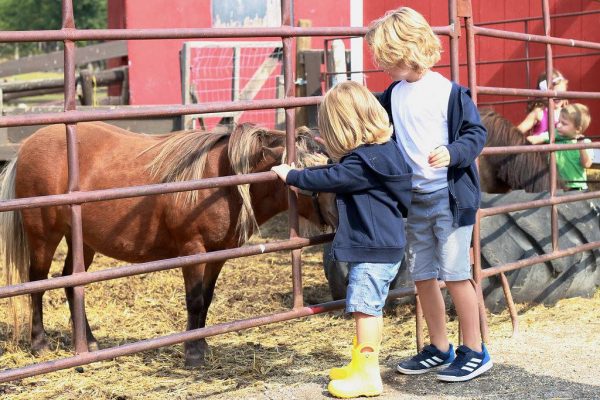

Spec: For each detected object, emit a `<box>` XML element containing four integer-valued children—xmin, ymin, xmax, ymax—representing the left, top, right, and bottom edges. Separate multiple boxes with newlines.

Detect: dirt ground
<box><xmin>0</xmin><ymin>214</ymin><xmax>599</xmax><ymax>400</ymax></box>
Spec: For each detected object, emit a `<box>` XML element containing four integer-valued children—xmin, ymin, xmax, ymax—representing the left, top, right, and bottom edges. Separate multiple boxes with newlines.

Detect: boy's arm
<box><xmin>285</xmin><ymin>154</ymin><xmax>374</xmax><ymax>194</ymax></box>
<box><xmin>445</xmin><ymin>91</ymin><xmax>487</xmax><ymax>169</ymax></box>
<box><xmin>579</xmin><ymin>139</ymin><xmax>593</xmax><ymax>168</ymax></box>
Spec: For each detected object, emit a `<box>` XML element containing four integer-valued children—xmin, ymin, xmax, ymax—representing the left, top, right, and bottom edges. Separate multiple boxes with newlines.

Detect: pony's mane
<box><xmin>145</xmin><ymin>123</ymin><xmax>327</xmax><ymax>243</ymax></box>
<box><xmin>480</xmin><ymin>109</ymin><xmax>549</xmax><ymax>192</ymax></box>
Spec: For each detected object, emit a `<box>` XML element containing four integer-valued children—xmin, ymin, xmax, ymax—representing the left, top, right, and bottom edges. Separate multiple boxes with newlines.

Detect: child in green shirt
<box><xmin>527</xmin><ymin>103</ymin><xmax>593</xmax><ymax>191</ymax></box>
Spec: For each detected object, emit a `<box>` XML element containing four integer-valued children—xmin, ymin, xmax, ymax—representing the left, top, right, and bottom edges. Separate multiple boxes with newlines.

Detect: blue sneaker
<box><xmin>437</xmin><ymin>343</ymin><xmax>493</xmax><ymax>382</ymax></box>
<box><xmin>396</xmin><ymin>344</ymin><xmax>455</xmax><ymax>375</ymax></box>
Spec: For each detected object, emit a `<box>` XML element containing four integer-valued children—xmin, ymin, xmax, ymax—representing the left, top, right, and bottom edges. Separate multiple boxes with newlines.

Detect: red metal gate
<box><xmin>0</xmin><ymin>0</ymin><xmax>599</xmax><ymax>383</ymax></box>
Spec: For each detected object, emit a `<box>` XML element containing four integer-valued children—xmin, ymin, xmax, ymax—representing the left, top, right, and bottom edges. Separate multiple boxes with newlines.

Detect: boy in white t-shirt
<box><xmin>366</xmin><ymin>7</ymin><xmax>492</xmax><ymax>382</ymax></box>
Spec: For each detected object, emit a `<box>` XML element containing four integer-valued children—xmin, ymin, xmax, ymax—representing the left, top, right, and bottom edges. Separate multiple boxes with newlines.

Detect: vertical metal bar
<box><xmin>524</xmin><ymin>20</ymin><xmax>531</xmax><ymax>88</ymax></box>
<box><xmin>449</xmin><ymin>0</ymin><xmax>460</xmax><ymax>82</ymax></box>
<box><xmin>281</xmin><ymin>0</ymin><xmax>303</xmax><ymax>309</ymax></box>
<box><xmin>232</xmin><ymin>46</ymin><xmax>240</xmax><ymax>101</ymax></box>
<box><xmin>499</xmin><ymin>272</ymin><xmax>519</xmax><ymax>336</ymax></box>
<box><xmin>542</xmin><ymin>0</ymin><xmax>559</xmax><ymax>252</ymax></box>
<box><xmin>63</xmin><ymin>0</ymin><xmax>88</xmax><ymax>354</ymax></box>
<box><xmin>464</xmin><ymin>13</ymin><xmax>490</xmax><ymax>343</ymax></box>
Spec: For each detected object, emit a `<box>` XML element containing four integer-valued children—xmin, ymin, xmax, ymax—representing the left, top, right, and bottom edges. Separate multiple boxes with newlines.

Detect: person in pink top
<box><xmin>517</xmin><ymin>69</ymin><xmax>569</xmax><ymax>136</ymax></box>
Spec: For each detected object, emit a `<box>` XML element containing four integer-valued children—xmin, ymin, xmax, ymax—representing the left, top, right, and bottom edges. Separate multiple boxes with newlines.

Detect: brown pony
<box><xmin>0</xmin><ymin>121</ymin><xmax>334</xmax><ymax>366</ymax></box>
<box><xmin>479</xmin><ymin>109</ymin><xmax>550</xmax><ymax>193</ymax></box>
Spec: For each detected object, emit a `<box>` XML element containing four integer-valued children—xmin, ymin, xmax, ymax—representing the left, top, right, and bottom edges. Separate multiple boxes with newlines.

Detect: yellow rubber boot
<box><xmin>328</xmin><ymin>343</ymin><xmax>383</xmax><ymax>398</ymax></box>
<box><xmin>329</xmin><ymin>337</ymin><xmax>358</xmax><ymax>380</ymax></box>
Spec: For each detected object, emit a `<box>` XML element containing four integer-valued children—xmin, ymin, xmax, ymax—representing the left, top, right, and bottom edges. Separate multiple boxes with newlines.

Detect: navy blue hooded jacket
<box><xmin>378</xmin><ymin>81</ymin><xmax>487</xmax><ymax>227</ymax></box>
<box><xmin>286</xmin><ymin>140</ymin><xmax>412</xmax><ymax>263</ymax></box>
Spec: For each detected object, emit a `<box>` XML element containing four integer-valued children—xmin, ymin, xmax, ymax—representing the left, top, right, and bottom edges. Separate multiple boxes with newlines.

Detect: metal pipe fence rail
<box><xmin>466</xmin><ymin>0</ymin><xmax>600</xmax><ymax>339</ymax></box>
<box><xmin>0</xmin><ymin>0</ymin><xmax>458</xmax><ymax>383</ymax></box>
<box><xmin>0</xmin><ymin>0</ymin><xmax>599</xmax><ymax>384</ymax></box>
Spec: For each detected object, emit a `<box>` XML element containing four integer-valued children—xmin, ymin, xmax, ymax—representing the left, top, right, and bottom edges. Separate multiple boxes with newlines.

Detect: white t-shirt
<box><xmin>391</xmin><ymin>71</ymin><xmax>452</xmax><ymax>192</ymax></box>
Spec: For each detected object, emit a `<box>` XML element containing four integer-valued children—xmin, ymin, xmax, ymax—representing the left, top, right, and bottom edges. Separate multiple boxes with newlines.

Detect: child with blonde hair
<box><xmin>527</xmin><ymin>103</ymin><xmax>593</xmax><ymax>191</ymax></box>
<box><xmin>272</xmin><ymin>80</ymin><xmax>412</xmax><ymax>398</ymax></box>
<box><xmin>366</xmin><ymin>7</ymin><xmax>492</xmax><ymax>382</ymax></box>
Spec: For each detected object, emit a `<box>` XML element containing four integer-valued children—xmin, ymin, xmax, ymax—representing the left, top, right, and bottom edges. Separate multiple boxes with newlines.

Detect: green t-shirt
<box><xmin>541</xmin><ymin>133</ymin><xmax>593</xmax><ymax>190</ymax></box>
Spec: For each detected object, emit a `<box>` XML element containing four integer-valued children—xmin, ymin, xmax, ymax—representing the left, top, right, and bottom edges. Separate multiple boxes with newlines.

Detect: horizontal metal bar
<box><xmin>477</xmin><ymin>86</ymin><xmax>600</xmax><ymax>100</ymax></box>
<box><xmin>0</xmin><ymin>171</ymin><xmax>279</xmax><ymax>212</ymax></box>
<box><xmin>481</xmin><ymin>141</ymin><xmax>600</xmax><ymax>156</ymax></box>
<box><xmin>480</xmin><ymin>190</ymin><xmax>600</xmax><ymax>217</ymax></box>
<box><xmin>477</xmin><ymin>9</ymin><xmax>600</xmax><ymax>26</ymax></box>
<box><xmin>0</xmin><ymin>96</ymin><xmax>323</xmax><ymax>128</ymax></box>
<box><xmin>474</xmin><ymin>26</ymin><xmax>600</xmax><ymax>50</ymax></box>
<box><xmin>482</xmin><ymin>241</ymin><xmax>600</xmax><ymax>278</ymax></box>
<box><xmin>0</xmin><ymin>26</ymin><xmax>452</xmax><ymax>43</ymax></box>
<box><xmin>0</xmin><ymin>284</ymin><xmax>414</xmax><ymax>383</ymax></box>
<box><xmin>0</xmin><ymin>234</ymin><xmax>334</xmax><ymax>299</ymax></box>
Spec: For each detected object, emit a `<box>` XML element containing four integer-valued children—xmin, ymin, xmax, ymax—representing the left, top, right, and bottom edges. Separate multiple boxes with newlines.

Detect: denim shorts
<box><xmin>406</xmin><ymin>188</ymin><xmax>473</xmax><ymax>282</ymax></box>
<box><xmin>346</xmin><ymin>260</ymin><xmax>402</xmax><ymax>317</ymax></box>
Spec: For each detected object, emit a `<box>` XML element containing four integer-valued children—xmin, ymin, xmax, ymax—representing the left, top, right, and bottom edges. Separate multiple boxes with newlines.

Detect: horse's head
<box><xmin>228</xmin><ymin>123</ymin><xmax>337</xmax><ymax>241</ymax></box>
<box><xmin>290</xmin><ymin>127</ymin><xmax>338</xmax><ymax>231</ymax></box>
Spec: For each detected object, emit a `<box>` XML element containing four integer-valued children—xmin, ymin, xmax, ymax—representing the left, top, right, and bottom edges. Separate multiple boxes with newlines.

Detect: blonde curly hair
<box><xmin>365</xmin><ymin>7</ymin><xmax>441</xmax><ymax>73</ymax></box>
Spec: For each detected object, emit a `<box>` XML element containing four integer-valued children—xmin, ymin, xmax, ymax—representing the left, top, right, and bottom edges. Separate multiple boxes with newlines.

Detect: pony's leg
<box><xmin>62</xmin><ymin>242</ymin><xmax>98</xmax><ymax>350</ymax></box>
<box><xmin>29</xmin><ymin>235</ymin><xmax>63</xmax><ymax>354</ymax></box>
<box><xmin>182</xmin><ymin>260</ymin><xmax>225</xmax><ymax>367</ymax></box>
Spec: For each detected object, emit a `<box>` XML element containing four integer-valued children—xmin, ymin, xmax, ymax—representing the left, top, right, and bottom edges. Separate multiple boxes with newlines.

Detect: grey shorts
<box><xmin>406</xmin><ymin>188</ymin><xmax>473</xmax><ymax>282</ymax></box>
<box><xmin>346</xmin><ymin>261</ymin><xmax>402</xmax><ymax>317</ymax></box>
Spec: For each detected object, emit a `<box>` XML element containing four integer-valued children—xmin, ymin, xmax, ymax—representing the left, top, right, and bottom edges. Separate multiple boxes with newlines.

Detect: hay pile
<box><xmin>0</xmin><ymin>213</ymin><xmax>598</xmax><ymax>399</ymax></box>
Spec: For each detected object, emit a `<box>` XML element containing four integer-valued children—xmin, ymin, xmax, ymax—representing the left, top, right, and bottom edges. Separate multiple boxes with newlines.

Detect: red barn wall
<box><xmin>365</xmin><ymin>0</ymin><xmax>600</xmax><ymax>135</ymax></box>
<box><xmin>109</xmin><ymin>0</ymin><xmax>349</xmax><ymax>106</ymax></box>
<box><xmin>110</xmin><ymin>0</ymin><xmax>599</xmax><ymax>135</ymax></box>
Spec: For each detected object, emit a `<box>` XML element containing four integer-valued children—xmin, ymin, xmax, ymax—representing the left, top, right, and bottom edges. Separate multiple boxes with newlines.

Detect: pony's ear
<box><xmin>262</xmin><ymin>145</ymin><xmax>284</xmax><ymax>163</ymax></box>
<box><xmin>295</xmin><ymin>126</ymin><xmax>328</xmax><ymax>155</ymax></box>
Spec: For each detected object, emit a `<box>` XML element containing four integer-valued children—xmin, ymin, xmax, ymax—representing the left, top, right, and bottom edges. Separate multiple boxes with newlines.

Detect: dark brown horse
<box><xmin>0</xmin><ymin>121</ymin><xmax>334</xmax><ymax>366</ymax></box>
<box><xmin>479</xmin><ymin>109</ymin><xmax>550</xmax><ymax>193</ymax></box>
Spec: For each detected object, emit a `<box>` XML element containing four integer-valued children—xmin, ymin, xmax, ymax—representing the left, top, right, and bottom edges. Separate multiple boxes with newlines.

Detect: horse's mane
<box><xmin>480</xmin><ymin>109</ymin><xmax>550</xmax><ymax>192</ymax></box>
<box><xmin>145</xmin><ymin>123</ymin><xmax>327</xmax><ymax>243</ymax></box>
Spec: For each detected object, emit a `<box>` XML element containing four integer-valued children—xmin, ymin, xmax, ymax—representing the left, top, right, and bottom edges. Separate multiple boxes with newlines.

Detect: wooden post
<box><xmin>295</xmin><ymin>19</ymin><xmax>312</xmax><ymax>128</ymax></box>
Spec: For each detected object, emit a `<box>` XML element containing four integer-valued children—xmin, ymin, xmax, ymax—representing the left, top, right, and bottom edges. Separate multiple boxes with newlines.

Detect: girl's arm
<box><xmin>517</xmin><ymin>107</ymin><xmax>543</xmax><ymax>134</ymax></box>
<box><xmin>275</xmin><ymin>154</ymin><xmax>374</xmax><ymax>194</ymax></box>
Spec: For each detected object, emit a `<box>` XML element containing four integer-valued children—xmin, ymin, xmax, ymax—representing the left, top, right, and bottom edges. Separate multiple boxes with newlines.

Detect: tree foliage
<box><xmin>0</xmin><ymin>0</ymin><xmax>107</xmax><ymax>58</ymax></box>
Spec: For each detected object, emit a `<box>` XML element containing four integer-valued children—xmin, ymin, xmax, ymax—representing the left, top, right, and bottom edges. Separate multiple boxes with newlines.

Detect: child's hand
<box><xmin>271</xmin><ymin>163</ymin><xmax>293</xmax><ymax>181</ymax></box>
<box><xmin>428</xmin><ymin>146</ymin><xmax>450</xmax><ymax>168</ymax></box>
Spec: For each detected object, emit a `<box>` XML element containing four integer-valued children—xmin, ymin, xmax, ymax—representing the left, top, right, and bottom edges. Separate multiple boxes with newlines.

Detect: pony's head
<box><xmin>228</xmin><ymin>124</ymin><xmax>336</xmax><ymax>241</ymax></box>
<box><xmin>147</xmin><ymin>123</ymin><xmax>335</xmax><ymax>244</ymax></box>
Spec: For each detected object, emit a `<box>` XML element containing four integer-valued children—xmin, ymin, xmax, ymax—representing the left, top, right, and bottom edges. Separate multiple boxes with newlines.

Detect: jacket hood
<box><xmin>353</xmin><ymin>141</ymin><xmax>412</xmax><ymax>216</ymax></box>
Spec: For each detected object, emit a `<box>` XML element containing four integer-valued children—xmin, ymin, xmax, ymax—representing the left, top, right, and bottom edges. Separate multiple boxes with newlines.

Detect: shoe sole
<box><xmin>328</xmin><ymin>389</ymin><xmax>383</xmax><ymax>399</ymax></box>
<box><xmin>436</xmin><ymin>360</ymin><xmax>493</xmax><ymax>382</ymax></box>
<box><xmin>396</xmin><ymin>362</ymin><xmax>451</xmax><ymax>375</ymax></box>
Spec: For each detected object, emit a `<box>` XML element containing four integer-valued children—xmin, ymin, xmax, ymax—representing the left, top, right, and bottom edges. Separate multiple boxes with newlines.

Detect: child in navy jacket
<box><xmin>272</xmin><ymin>81</ymin><xmax>412</xmax><ymax>398</ymax></box>
<box><xmin>366</xmin><ymin>7</ymin><xmax>492</xmax><ymax>382</ymax></box>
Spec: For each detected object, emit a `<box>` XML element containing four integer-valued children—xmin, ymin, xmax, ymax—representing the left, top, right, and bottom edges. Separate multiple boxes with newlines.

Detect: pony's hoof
<box><xmin>184</xmin><ymin>353</ymin><xmax>206</xmax><ymax>368</ymax></box>
<box><xmin>87</xmin><ymin>341</ymin><xmax>100</xmax><ymax>352</ymax></box>
<box><xmin>31</xmin><ymin>341</ymin><xmax>50</xmax><ymax>356</ymax></box>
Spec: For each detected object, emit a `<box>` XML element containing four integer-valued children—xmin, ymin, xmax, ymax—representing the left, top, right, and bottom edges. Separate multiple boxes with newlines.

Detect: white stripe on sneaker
<box><xmin>431</xmin><ymin>356</ymin><xmax>443</xmax><ymax>363</ymax></box>
<box><xmin>461</xmin><ymin>366</ymin><xmax>474</xmax><ymax>372</ymax></box>
<box><xmin>425</xmin><ymin>358</ymin><xmax>438</xmax><ymax>366</ymax></box>
<box><xmin>420</xmin><ymin>361</ymin><xmax>430</xmax><ymax>367</ymax></box>
<box><xmin>466</xmin><ymin>362</ymin><xmax>479</xmax><ymax>368</ymax></box>
<box><xmin>471</xmin><ymin>358</ymin><xmax>482</xmax><ymax>362</ymax></box>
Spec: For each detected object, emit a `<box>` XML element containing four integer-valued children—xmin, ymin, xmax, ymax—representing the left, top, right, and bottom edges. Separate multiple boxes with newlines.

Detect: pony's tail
<box><xmin>0</xmin><ymin>159</ymin><xmax>31</xmax><ymax>344</ymax></box>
